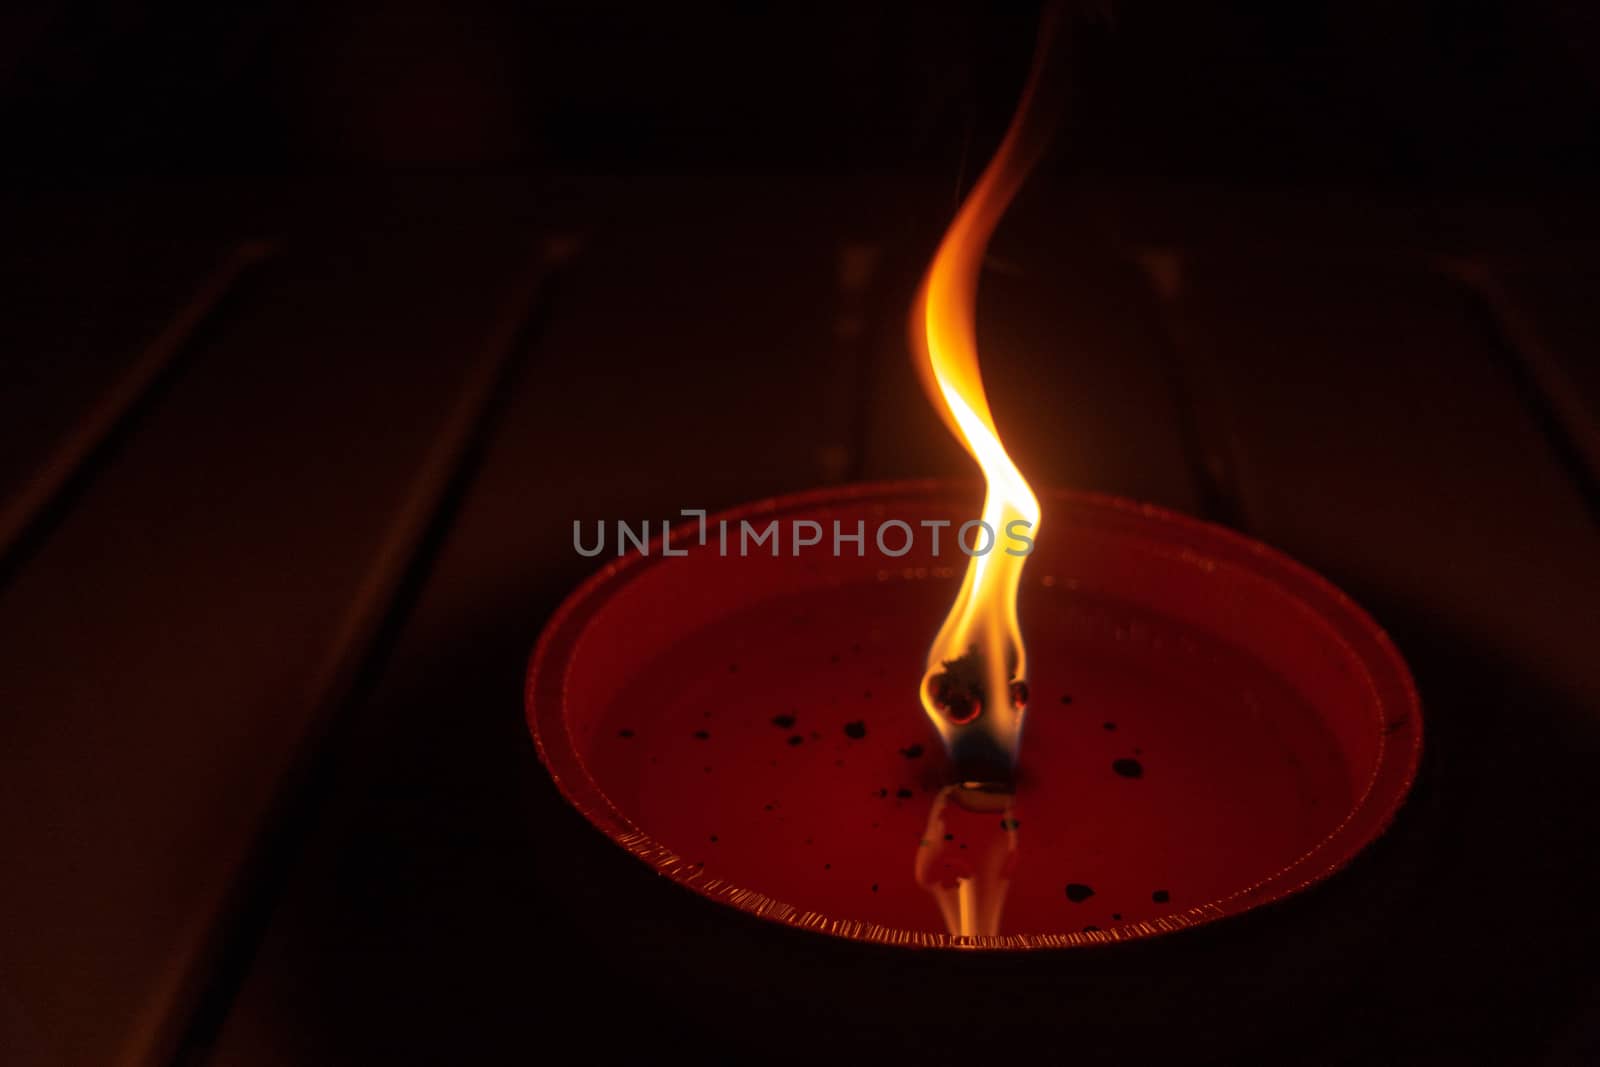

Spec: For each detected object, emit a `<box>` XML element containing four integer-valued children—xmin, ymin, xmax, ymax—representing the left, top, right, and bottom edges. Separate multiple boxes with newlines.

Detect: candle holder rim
<box><xmin>527</xmin><ymin>479</ymin><xmax>1422</xmax><ymax>951</ymax></box>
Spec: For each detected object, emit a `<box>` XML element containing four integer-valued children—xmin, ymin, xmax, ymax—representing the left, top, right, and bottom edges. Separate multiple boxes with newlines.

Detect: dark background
<box><xmin>3</xmin><ymin>1</ymin><xmax>1598</xmax><ymax>187</ymax></box>
<box><xmin>2</xmin><ymin>3</ymin><xmax>1599</xmax><ymax>1066</ymax></box>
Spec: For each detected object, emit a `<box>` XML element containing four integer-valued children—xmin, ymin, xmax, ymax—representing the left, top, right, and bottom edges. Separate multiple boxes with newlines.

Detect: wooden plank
<box><xmin>1091</xmin><ymin>182</ymin><xmax>1436</xmax><ymax>260</ymax></box>
<box><xmin>1093</xmin><ymin>184</ymin><xmax>1600</xmax><ymax>261</ymax></box>
<box><xmin>202</xmin><ymin>182</ymin><xmax>929</xmax><ymax>1065</ymax></box>
<box><xmin>0</xmin><ymin>236</ymin><xmax>270</xmax><ymax>564</ymax></box>
<box><xmin>1452</xmin><ymin>258</ymin><xmax>1600</xmax><ymax>492</ymax></box>
<box><xmin>1151</xmin><ymin>254</ymin><xmax>1600</xmax><ymax>717</ymax></box>
<box><xmin>0</xmin><ymin>223</ymin><xmax>559</xmax><ymax>1067</ymax></box>
<box><xmin>859</xmin><ymin>185</ymin><xmax>1201</xmax><ymax>513</ymax></box>
<box><xmin>1145</xmin><ymin>251</ymin><xmax>1600</xmax><ymax>1062</ymax></box>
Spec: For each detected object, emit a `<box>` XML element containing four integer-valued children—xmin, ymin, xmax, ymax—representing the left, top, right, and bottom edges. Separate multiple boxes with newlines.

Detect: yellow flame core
<box><xmin>913</xmin><ymin>34</ymin><xmax>1055</xmax><ymax>772</ymax></box>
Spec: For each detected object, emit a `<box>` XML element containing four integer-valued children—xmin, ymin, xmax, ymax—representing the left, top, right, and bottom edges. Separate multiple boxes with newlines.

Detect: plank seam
<box><xmin>1127</xmin><ymin>246</ymin><xmax>1249</xmax><ymax>528</ymax></box>
<box><xmin>1443</xmin><ymin>257</ymin><xmax>1600</xmax><ymax>530</ymax></box>
<box><xmin>0</xmin><ymin>239</ymin><xmax>274</xmax><ymax>586</ymax></box>
<box><xmin>148</xmin><ymin>236</ymin><xmax>578</xmax><ymax>1067</ymax></box>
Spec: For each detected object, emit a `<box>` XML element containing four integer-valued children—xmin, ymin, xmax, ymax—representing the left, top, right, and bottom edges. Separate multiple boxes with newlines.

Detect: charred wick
<box><xmin>927</xmin><ymin>643</ymin><xmax>1028</xmax><ymax>784</ymax></box>
<box><xmin>928</xmin><ymin>644</ymin><xmax>1026</xmax><ymax>724</ymax></box>
<box><xmin>929</xmin><ymin>645</ymin><xmax>989</xmax><ymax>725</ymax></box>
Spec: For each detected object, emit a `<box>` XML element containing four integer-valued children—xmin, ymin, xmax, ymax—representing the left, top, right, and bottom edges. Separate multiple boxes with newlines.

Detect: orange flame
<box><xmin>912</xmin><ymin>14</ymin><xmax>1059</xmax><ymax>777</ymax></box>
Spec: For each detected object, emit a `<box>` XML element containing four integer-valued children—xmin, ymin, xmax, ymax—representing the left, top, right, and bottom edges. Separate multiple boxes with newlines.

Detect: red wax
<box><xmin>528</xmin><ymin>482</ymin><xmax>1420</xmax><ymax>948</ymax></box>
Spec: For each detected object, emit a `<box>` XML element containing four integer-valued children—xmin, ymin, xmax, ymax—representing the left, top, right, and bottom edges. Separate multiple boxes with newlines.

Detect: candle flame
<box><xmin>913</xmin><ymin>14</ymin><xmax>1059</xmax><ymax>779</ymax></box>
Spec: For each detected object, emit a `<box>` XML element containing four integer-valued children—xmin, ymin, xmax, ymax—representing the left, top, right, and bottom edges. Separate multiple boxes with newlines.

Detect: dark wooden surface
<box><xmin>0</xmin><ymin>178</ymin><xmax>1596</xmax><ymax>1066</ymax></box>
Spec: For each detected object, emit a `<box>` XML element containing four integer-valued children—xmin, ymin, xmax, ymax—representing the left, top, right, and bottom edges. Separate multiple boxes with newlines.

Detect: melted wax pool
<box><xmin>582</xmin><ymin>574</ymin><xmax>1352</xmax><ymax>938</ymax></box>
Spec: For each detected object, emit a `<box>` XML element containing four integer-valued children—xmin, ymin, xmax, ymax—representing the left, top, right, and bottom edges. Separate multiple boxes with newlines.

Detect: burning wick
<box><xmin>912</xmin><ymin>10</ymin><xmax>1060</xmax><ymax>784</ymax></box>
<box><xmin>926</xmin><ymin>645</ymin><xmax>1030</xmax><ymax>783</ymax></box>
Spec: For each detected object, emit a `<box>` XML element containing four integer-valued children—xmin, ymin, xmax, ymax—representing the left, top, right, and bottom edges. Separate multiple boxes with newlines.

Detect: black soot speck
<box><xmin>1060</xmin><ymin>694</ymin><xmax>1073</xmax><ymax>705</ymax></box>
<box><xmin>788</xmin><ymin>735</ymin><xmax>804</xmax><ymax>746</ymax></box>
<box><xmin>618</xmin><ymin>729</ymin><xmax>634</xmax><ymax>738</ymax></box>
<box><xmin>772</xmin><ymin>713</ymin><xmax>796</xmax><ymax>729</ymax></box>
<box><xmin>1065</xmin><ymin>883</ymin><xmax>1095</xmax><ymax>903</ymax></box>
<box><xmin>1000</xmin><ymin>817</ymin><xmax>1020</xmax><ymax>831</ymax></box>
<box><xmin>693</xmin><ymin>730</ymin><xmax>710</xmax><ymax>740</ymax></box>
<box><xmin>844</xmin><ymin>721</ymin><xmax>867</xmax><ymax>740</ymax></box>
<box><xmin>1153</xmin><ymin>889</ymin><xmax>1170</xmax><ymax>904</ymax></box>
<box><xmin>1112</xmin><ymin>913</ymin><xmax>1122</xmax><ymax>921</ymax></box>
<box><xmin>1102</xmin><ymin>722</ymin><xmax>1116</xmax><ymax>731</ymax></box>
<box><xmin>1083</xmin><ymin>925</ymin><xmax>1100</xmax><ymax>932</ymax></box>
<box><xmin>944</xmin><ymin>833</ymin><xmax>954</xmax><ymax>841</ymax></box>
<box><xmin>896</xmin><ymin>788</ymin><xmax>914</xmax><ymax>799</ymax></box>
<box><xmin>1113</xmin><ymin>757</ymin><xmax>1144</xmax><ymax>779</ymax></box>
<box><xmin>871</xmin><ymin>883</ymin><xmax>879</xmax><ymax>892</ymax></box>
<box><xmin>900</xmin><ymin>744</ymin><xmax>925</xmax><ymax>759</ymax></box>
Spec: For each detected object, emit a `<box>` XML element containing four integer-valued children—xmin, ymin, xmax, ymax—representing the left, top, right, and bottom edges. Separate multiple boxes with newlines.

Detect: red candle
<box><xmin>531</xmin><ymin>10</ymin><xmax>1416</xmax><ymax>952</ymax></box>
<box><xmin>527</xmin><ymin>482</ymin><xmax>1420</xmax><ymax>948</ymax></box>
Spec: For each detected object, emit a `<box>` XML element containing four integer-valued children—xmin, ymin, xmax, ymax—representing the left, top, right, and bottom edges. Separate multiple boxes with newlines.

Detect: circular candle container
<box><xmin>528</xmin><ymin>482</ymin><xmax>1420</xmax><ymax>949</ymax></box>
